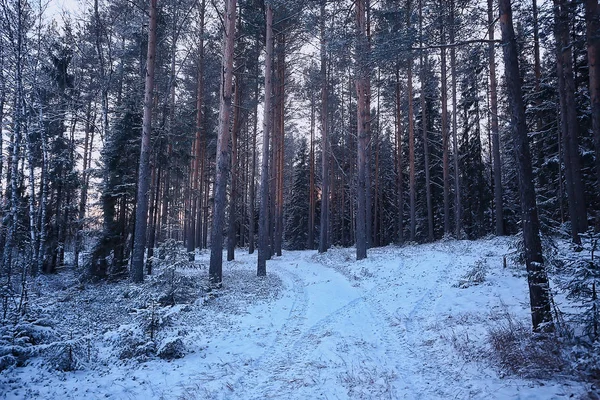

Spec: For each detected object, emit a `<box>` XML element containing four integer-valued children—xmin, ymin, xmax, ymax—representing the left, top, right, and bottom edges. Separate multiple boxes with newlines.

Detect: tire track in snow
<box><xmin>398</xmin><ymin>250</ymin><xmax>459</xmax><ymax>398</ymax></box>
<box><xmin>232</xmin><ymin>265</ymin><xmax>309</xmax><ymax>395</ymax></box>
<box><xmin>237</xmin><ymin>248</ymin><xmax>456</xmax><ymax>399</ymax></box>
<box><xmin>258</xmin><ymin>256</ymin><xmax>419</xmax><ymax>398</ymax></box>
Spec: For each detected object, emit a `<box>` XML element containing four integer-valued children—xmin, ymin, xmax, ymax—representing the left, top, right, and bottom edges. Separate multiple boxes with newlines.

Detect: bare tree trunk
<box><xmin>499</xmin><ymin>0</ymin><xmax>554</xmax><ymax>333</ymax></box>
<box><xmin>440</xmin><ymin>2</ymin><xmax>450</xmax><ymax>236</ymax></box>
<box><xmin>227</xmin><ymin>74</ymin><xmax>242</xmax><ymax>261</ymax></box>
<box><xmin>419</xmin><ymin>0</ymin><xmax>433</xmax><ymax>242</ymax></box>
<box><xmin>395</xmin><ymin>67</ymin><xmax>404</xmax><ymax>243</ymax></box>
<box><xmin>586</xmin><ymin>0</ymin><xmax>600</xmax><ymax>213</ymax></box>
<box><xmin>407</xmin><ymin>0</ymin><xmax>416</xmax><ymax>242</ymax></box>
<box><xmin>2</xmin><ymin>0</ymin><xmax>25</xmax><ymax>278</ymax></box>
<box><xmin>554</xmin><ymin>0</ymin><xmax>588</xmax><ymax>242</ymax></box>
<box><xmin>209</xmin><ymin>0</ymin><xmax>237</xmax><ymax>285</ymax></box>
<box><xmin>25</xmin><ymin>109</ymin><xmax>37</xmax><ymax>273</ymax></box>
<box><xmin>258</xmin><ymin>3</ymin><xmax>273</xmax><ymax>276</ymax></box>
<box><xmin>373</xmin><ymin>71</ymin><xmax>381</xmax><ymax>247</ymax></box>
<box><xmin>147</xmin><ymin>162</ymin><xmax>161</xmax><ymax>275</ymax></box>
<box><xmin>318</xmin><ymin>0</ymin><xmax>329</xmax><ymax>254</ymax></box>
<box><xmin>188</xmin><ymin>0</ymin><xmax>206</xmax><ymax>259</ymax></box>
<box><xmin>202</xmin><ymin>169</ymin><xmax>210</xmax><ymax>248</ymax></box>
<box><xmin>356</xmin><ymin>0</ymin><xmax>368</xmax><ymax>260</ymax></box>
<box><xmin>274</xmin><ymin>33</ymin><xmax>285</xmax><ymax>257</ymax></box>
<box><xmin>450</xmin><ymin>0</ymin><xmax>461</xmax><ymax>238</ymax></box>
<box><xmin>131</xmin><ymin>0</ymin><xmax>158</xmax><ymax>283</ymax></box>
<box><xmin>309</xmin><ymin>91</ymin><xmax>316</xmax><ymax>249</ymax></box>
<box><xmin>365</xmin><ymin>0</ymin><xmax>372</xmax><ymax>250</ymax></box>
<box><xmin>532</xmin><ymin>0</ymin><xmax>542</xmax><ymax>126</ymax></box>
<box><xmin>488</xmin><ymin>0</ymin><xmax>504</xmax><ymax>236</ymax></box>
<box><xmin>249</xmin><ymin>36</ymin><xmax>260</xmax><ymax>255</ymax></box>
<box><xmin>74</xmin><ymin>103</ymin><xmax>94</xmax><ymax>270</ymax></box>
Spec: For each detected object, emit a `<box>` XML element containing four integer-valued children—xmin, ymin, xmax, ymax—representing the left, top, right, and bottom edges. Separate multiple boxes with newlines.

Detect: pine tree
<box><xmin>499</xmin><ymin>0</ymin><xmax>554</xmax><ymax>332</ymax></box>
<box><xmin>285</xmin><ymin>139</ymin><xmax>310</xmax><ymax>250</ymax></box>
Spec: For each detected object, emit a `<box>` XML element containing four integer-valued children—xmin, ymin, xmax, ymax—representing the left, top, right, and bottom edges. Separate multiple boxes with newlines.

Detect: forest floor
<box><xmin>0</xmin><ymin>237</ymin><xmax>595</xmax><ymax>399</ymax></box>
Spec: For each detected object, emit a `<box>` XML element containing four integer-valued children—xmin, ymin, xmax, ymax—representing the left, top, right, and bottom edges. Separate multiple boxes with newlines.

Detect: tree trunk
<box><xmin>356</xmin><ymin>0</ymin><xmax>368</xmax><ymax>260</ymax></box>
<box><xmin>532</xmin><ymin>0</ymin><xmax>542</xmax><ymax>129</ymax></box>
<box><xmin>2</xmin><ymin>0</ymin><xmax>24</xmax><ymax>278</ymax></box>
<box><xmin>499</xmin><ymin>0</ymin><xmax>554</xmax><ymax>333</ymax></box>
<box><xmin>274</xmin><ymin>33</ymin><xmax>285</xmax><ymax>257</ymax></box>
<box><xmin>189</xmin><ymin>0</ymin><xmax>206</xmax><ymax>259</ymax></box>
<box><xmin>249</xmin><ymin>36</ymin><xmax>260</xmax><ymax>255</ymax></box>
<box><xmin>309</xmin><ymin>91</ymin><xmax>316</xmax><ymax>249</ymax></box>
<box><xmin>131</xmin><ymin>0</ymin><xmax>158</xmax><ymax>283</ymax></box>
<box><xmin>25</xmin><ymin>106</ymin><xmax>38</xmax><ymax>274</ymax></box>
<box><xmin>209</xmin><ymin>0</ymin><xmax>237</xmax><ymax>285</ymax></box>
<box><xmin>258</xmin><ymin>3</ymin><xmax>273</xmax><ymax>276</ymax></box>
<box><xmin>147</xmin><ymin>163</ymin><xmax>161</xmax><ymax>275</ymax></box>
<box><xmin>318</xmin><ymin>0</ymin><xmax>329</xmax><ymax>254</ymax></box>
<box><xmin>489</xmin><ymin>0</ymin><xmax>503</xmax><ymax>236</ymax></box>
<box><xmin>395</xmin><ymin>67</ymin><xmax>404</xmax><ymax>243</ymax></box>
<box><xmin>554</xmin><ymin>0</ymin><xmax>588</xmax><ymax>242</ymax></box>
<box><xmin>440</xmin><ymin>2</ymin><xmax>450</xmax><ymax>236</ymax></box>
<box><xmin>365</xmin><ymin>0</ymin><xmax>372</xmax><ymax>250</ymax></box>
<box><xmin>407</xmin><ymin>0</ymin><xmax>416</xmax><ymax>242</ymax></box>
<box><xmin>420</xmin><ymin>0</ymin><xmax>433</xmax><ymax>242</ymax></box>
<box><xmin>450</xmin><ymin>0</ymin><xmax>461</xmax><ymax>237</ymax></box>
<box><xmin>586</xmin><ymin>0</ymin><xmax>600</xmax><ymax>213</ymax></box>
<box><xmin>227</xmin><ymin>73</ymin><xmax>242</xmax><ymax>261</ymax></box>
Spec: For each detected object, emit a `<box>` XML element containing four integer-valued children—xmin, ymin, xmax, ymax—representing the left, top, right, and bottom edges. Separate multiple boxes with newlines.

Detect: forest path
<box><xmin>3</xmin><ymin>239</ymin><xmax>583</xmax><ymax>400</ymax></box>
<box><xmin>230</xmin><ymin>245</ymin><xmax>463</xmax><ymax>399</ymax></box>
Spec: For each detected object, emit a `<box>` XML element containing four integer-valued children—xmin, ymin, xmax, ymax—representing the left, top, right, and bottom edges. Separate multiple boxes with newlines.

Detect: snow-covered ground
<box><xmin>0</xmin><ymin>237</ymin><xmax>591</xmax><ymax>399</ymax></box>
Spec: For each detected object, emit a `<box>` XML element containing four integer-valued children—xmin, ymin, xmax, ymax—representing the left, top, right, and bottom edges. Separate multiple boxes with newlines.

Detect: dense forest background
<box><xmin>0</xmin><ymin>0</ymin><xmax>599</xmax><ymax>332</ymax></box>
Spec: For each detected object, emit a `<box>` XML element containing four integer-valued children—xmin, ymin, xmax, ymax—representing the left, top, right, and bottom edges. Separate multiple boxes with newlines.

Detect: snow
<box><xmin>0</xmin><ymin>237</ymin><xmax>591</xmax><ymax>399</ymax></box>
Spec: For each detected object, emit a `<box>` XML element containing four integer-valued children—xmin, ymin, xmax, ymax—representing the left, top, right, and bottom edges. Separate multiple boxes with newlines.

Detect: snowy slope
<box><xmin>0</xmin><ymin>238</ymin><xmax>589</xmax><ymax>399</ymax></box>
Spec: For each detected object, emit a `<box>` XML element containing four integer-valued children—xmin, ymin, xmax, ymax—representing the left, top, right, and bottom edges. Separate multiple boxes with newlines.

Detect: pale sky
<box><xmin>46</xmin><ymin>0</ymin><xmax>80</xmax><ymax>20</ymax></box>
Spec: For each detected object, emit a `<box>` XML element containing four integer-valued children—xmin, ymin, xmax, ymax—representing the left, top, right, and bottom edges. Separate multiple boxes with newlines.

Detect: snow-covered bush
<box><xmin>456</xmin><ymin>259</ymin><xmax>488</xmax><ymax>288</ymax></box>
<box><xmin>43</xmin><ymin>332</ymin><xmax>92</xmax><ymax>371</ymax></box>
<box><xmin>0</xmin><ymin>319</ymin><xmax>58</xmax><ymax>371</ymax></box>
<box><xmin>157</xmin><ymin>336</ymin><xmax>186</xmax><ymax>360</ymax></box>
<box><xmin>106</xmin><ymin>324</ymin><xmax>156</xmax><ymax>361</ymax></box>
<box><xmin>557</xmin><ymin>232</ymin><xmax>600</xmax><ymax>341</ymax></box>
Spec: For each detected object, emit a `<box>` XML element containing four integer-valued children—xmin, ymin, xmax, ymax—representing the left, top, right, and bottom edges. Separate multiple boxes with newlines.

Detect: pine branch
<box><xmin>411</xmin><ymin>39</ymin><xmax>501</xmax><ymax>51</ymax></box>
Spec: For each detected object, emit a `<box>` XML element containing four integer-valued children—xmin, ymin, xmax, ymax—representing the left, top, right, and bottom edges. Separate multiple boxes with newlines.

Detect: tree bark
<box><xmin>209</xmin><ymin>0</ymin><xmax>237</xmax><ymax>285</ymax></box>
<box><xmin>407</xmin><ymin>0</ymin><xmax>416</xmax><ymax>242</ymax></box>
<box><xmin>309</xmin><ymin>91</ymin><xmax>316</xmax><ymax>249</ymax></box>
<box><xmin>450</xmin><ymin>0</ymin><xmax>461</xmax><ymax>237</ymax></box>
<box><xmin>147</xmin><ymin>162</ymin><xmax>161</xmax><ymax>275</ymax></box>
<box><xmin>499</xmin><ymin>0</ymin><xmax>554</xmax><ymax>332</ymax></box>
<box><xmin>440</xmin><ymin>1</ymin><xmax>450</xmax><ymax>236</ymax></box>
<box><xmin>2</xmin><ymin>0</ymin><xmax>25</xmax><ymax>278</ymax></box>
<box><xmin>258</xmin><ymin>3</ymin><xmax>273</xmax><ymax>276</ymax></box>
<box><xmin>356</xmin><ymin>0</ymin><xmax>368</xmax><ymax>260</ymax></box>
<box><xmin>189</xmin><ymin>0</ymin><xmax>206</xmax><ymax>259</ymax></box>
<box><xmin>318</xmin><ymin>0</ymin><xmax>329</xmax><ymax>254</ymax></box>
<box><xmin>420</xmin><ymin>0</ymin><xmax>433</xmax><ymax>242</ymax></box>
<box><xmin>74</xmin><ymin>103</ymin><xmax>94</xmax><ymax>270</ymax></box>
<box><xmin>586</xmin><ymin>0</ymin><xmax>600</xmax><ymax>212</ymax></box>
<box><xmin>249</xmin><ymin>36</ymin><xmax>260</xmax><ymax>255</ymax></box>
<box><xmin>554</xmin><ymin>0</ymin><xmax>588</xmax><ymax>242</ymax></box>
<box><xmin>131</xmin><ymin>0</ymin><xmax>158</xmax><ymax>283</ymax></box>
<box><xmin>227</xmin><ymin>73</ymin><xmax>242</xmax><ymax>261</ymax></box>
<box><xmin>489</xmin><ymin>0</ymin><xmax>503</xmax><ymax>236</ymax></box>
<box><xmin>274</xmin><ymin>33</ymin><xmax>285</xmax><ymax>257</ymax></box>
<box><xmin>395</xmin><ymin>67</ymin><xmax>404</xmax><ymax>243</ymax></box>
